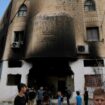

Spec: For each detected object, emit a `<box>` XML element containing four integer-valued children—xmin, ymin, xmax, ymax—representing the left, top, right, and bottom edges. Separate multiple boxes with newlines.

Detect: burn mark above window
<box><xmin>84</xmin><ymin>0</ymin><xmax>96</xmax><ymax>11</ymax></box>
<box><xmin>7</xmin><ymin>74</ymin><xmax>21</xmax><ymax>86</ymax></box>
<box><xmin>8</xmin><ymin>60</ymin><xmax>22</xmax><ymax>68</ymax></box>
<box><xmin>84</xmin><ymin>59</ymin><xmax>104</xmax><ymax>67</ymax></box>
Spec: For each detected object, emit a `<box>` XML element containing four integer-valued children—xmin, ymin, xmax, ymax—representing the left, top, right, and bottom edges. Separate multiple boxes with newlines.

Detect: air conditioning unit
<box><xmin>11</xmin><ymin>42</ymin><xmax>21</xmax><ymax>48</ymax></box>
<box><xmin>77</xmin><ymin>45</ymin><xmax>89</xmax><ymax>54</ymax></box>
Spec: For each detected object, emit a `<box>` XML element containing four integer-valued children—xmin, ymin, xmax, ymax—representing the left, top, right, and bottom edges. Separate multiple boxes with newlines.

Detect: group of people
<box><xmin>75</xmin><ymin>88</ymin><xmax>105</xmax><ymax>105</ymax></box>
<box><xmin>75</xmin><ymin>90</ymin><xmax>88</xmax><ymax>105</ymax></box>
<box><xmin>14</xmin><ymin>83</ymin><xmax>105</xmax><ymax>105</ymax></box>
<box><xmin>36</xmin><ymin>86</ymin><xmax>52</xmax><ymax>105</ymax></box>
<box><xmin>14</xmin><ymin>83</ymin><xmax>52</xmax><ymax>105</ymax></box>
<box><xmin>13</xmin><ymin>83</ymin><xmax>71</xmax><ymax>105</ymax></box>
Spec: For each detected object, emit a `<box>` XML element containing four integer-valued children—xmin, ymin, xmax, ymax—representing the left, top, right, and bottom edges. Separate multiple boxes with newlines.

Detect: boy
<box><xmin>93</xmin><ymin>88</ymin><xmax>105</xmax><ymax>105</ymax></box>
<box><xmin>36</xmin><ymin>86</ymin><xmax>44</xmax><ymax>105</ymax></box>
<box><xmin>58</xmin><ymin>91</ymin><xmax>63</xmax><ymax>105</ymax></box>
<box><xmin>14</xmin><ymin>83</ymin><xmax>27</xmax><ymax>105</ymax></box>
<box><xmin>76</xmin><ymin>91</ymin><xmax>82</xmax><ymax>105</ymax></box>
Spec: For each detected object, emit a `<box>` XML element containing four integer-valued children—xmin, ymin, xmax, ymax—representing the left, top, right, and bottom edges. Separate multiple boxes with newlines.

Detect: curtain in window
<box><xmin>86</xmin><ymin>27</ymin><xmax>99</xmax><ymax>41</ymax></box>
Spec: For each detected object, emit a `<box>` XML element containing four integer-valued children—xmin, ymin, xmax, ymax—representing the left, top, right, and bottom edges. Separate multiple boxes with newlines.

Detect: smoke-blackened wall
<box><xmin>25</xmin><ymin>0</ymin><xmax>76</xmax><ymax>58</ymax></box>
<box><xmin>2</xmin><ymin>0</ymin><xmax>105</xmax><ymax>60</ymax></box>
<box><xmin>88</xmin><ymin>43</ymin><xmax>100</xmax><ymax>59</ymax></box>
<box><xmin>25</xmin><ymin>13</ymin><xmax>76</xmax><ymax>58</ymax></box>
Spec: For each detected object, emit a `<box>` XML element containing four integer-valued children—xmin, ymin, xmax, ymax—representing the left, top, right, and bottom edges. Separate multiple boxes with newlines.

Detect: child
<box><xmin>76</xmin><ymin>91</ymin><xmax>82</xmax><ymax>105</ymax></box>
<box><xmin>14</xmin><ymin>83</ymin><xmax>27</xmax><ymax>105</ymax></box>
<box><xmin>58</xmin><ymin>91</ymin><xmax>63</xmax><ymax>105</ymax></box>
<box><xmin>93</xmin><ymin>88</ymin><xmax>105</xmax><ymax>105</ymax></box>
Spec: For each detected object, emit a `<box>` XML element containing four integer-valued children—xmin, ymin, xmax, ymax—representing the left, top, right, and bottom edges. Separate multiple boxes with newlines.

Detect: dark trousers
<box><xmin>37</xmin><ymin>100</ymin><xmax>42</xmax><ymax>105</ymax></box>
<box><xmin>84</xmin><ymin>100</ymin><xmax>88</xmax><ymax>105</ymax></box>
<box><xmin>67</xmin><ymin>97</ymin><xmax>70</xmax><ymax>105</ymax></box>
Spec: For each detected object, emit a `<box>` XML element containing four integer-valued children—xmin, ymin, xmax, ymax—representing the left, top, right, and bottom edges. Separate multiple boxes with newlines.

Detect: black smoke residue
<box><xmin>88</xmin><ymin>42</ymin><xmax>100</xmax><ymax>59</ymax></box>
<box><xmin>0</xmin><ymin>34</ymin><xmax>6</xmax><ymax>59</ymax></box>
<box><xmin>6</xmin><ymin>2</ymin><xmax>78</xmax><ymax>61</ymax></box>
<box><xmin>9</xmin><ymin>47</ymin><xmax>25</xmax><ymax>60</ymax></box>
<box><xmin>27</xmin><ymin>57</ymin><xmax>74</xmax><ymax>88</ymax></box>
<box><xmin>25</xmin><ymin>14</ymin><xmax>77</xmax><ymax>58</ymax></box>
<box><xmin>8</xmin><ymin>2</ymin><xmax>32</xmax><ymax>60</ymax></box>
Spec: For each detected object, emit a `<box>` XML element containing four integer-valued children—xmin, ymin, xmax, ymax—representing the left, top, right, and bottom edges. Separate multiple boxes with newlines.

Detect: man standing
<box><xmin>65</xmin><ymin>87</ymin><xmax>71</xmax><ymax>105</ymax></box>
<box><xmin>14</xmin><ymin>83</ymin><xmax>27</xmax><ymax>105</ymax></box>
<box><xmin>36</xmin><ymin>87</ymin><xmax>44</xmax><ymax>105</ymax></box>
<box><xmin>84</xmin><ymin>89</ymin><xmax>88</xmax><ymax>105</ymax></box>
<box><xmin>76</xmin><ymin>91</ymin><xmax>82</xmax><ymax>105</ymax></box>
<box><xmin>93</xmin><ymin>88</ymin><xmax>105</xmax><ymax>105</ymax></box>
<box><xmin>58</xmin><ymin>91</ymin><xmax>63</xmax><ymax>105</ymax></box>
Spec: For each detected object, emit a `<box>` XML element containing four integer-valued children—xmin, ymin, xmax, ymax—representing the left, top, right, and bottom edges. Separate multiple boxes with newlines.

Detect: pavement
<box><xmin>0</xmin><ymin>99</ymin><xmax>94</xmax><ymax>105</ymax></box>
<box><xmin>0</xmin><ymin>102</ymin><xmax>13</xmax><ymax>105</ymax></box>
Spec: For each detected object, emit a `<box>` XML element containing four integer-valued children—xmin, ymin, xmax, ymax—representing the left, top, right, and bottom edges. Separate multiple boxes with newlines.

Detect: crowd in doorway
<box><xmin>14</xmin><ymin>83</ymin><xmax>105</xmax><ymax>105</ymax></box>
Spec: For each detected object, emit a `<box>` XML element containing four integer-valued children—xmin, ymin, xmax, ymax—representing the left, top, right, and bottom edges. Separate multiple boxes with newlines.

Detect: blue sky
<box><xmin>0</xmin><ymin>0</ymin><xmax>11</xmax><ymax>19</ymax></box>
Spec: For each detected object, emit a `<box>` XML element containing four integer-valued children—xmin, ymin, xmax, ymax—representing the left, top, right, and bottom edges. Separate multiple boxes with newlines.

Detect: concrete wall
<box><xmin>71</xmin><ymin>59</ymin><xmax>105</xmax><ymax>99</ymax></box>
<box><xmin>0</xmin><ymin>59</ymin><xmax>105</xmax><ymax>101</ymax></box>
<box><xmin>0</xmin><ymin>61</ymin><xmax>32</xmax><ymax>101</ymax></box>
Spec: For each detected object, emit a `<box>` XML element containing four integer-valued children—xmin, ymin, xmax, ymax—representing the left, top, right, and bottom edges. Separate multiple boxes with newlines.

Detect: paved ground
<box><xmin>0</xmin><ymin>103</ymin><xmax>12</xmax><ymax>105</ymax></box>
<box><xmin>0</xmin><ymin>99</ymin><xmax>94</xmax><ymax>105</ymax></box>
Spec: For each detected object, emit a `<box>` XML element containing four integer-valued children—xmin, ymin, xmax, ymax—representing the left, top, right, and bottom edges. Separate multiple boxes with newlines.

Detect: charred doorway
<box><xmin>58</xmin><ymin>80</ymin><xmax>66</xmax><ymax>94</ymax></box>
<box><xmin>27</xmin><ymin>58</ymin><xmax>74</xmax><ymax>95</ymax></box>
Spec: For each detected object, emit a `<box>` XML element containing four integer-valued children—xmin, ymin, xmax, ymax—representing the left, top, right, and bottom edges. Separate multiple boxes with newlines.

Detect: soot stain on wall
<box><xmin>25</xmin><ymin>14</ymin><xmax>76</xmax><ymax>58</ymax></box>
<box><xmin>88</xmin><ymin>43</ymin><xmax>100</xmax><ymax>59</ymax></box>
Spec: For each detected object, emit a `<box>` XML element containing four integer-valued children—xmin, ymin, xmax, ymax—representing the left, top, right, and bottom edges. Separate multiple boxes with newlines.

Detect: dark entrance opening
<box><xmin>58</xmin><ymin>80</ymin><xmax>66</xmax><ymax>94</ymax></box>
<box><xmin>27</xmin><ymin>58</ymin><xmax>73</xmax><ymax>95</ymax></box>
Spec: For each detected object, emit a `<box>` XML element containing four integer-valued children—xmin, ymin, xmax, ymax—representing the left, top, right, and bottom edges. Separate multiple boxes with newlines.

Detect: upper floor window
<box><xmin>17</xmin><ymin>4</ymin><xmax>27</xmax><ymax>16</ymax></box>
<box><xmin>11</xmin><ymin>31</ymin><xmax>24</xmax><ymax>49</ymax></box>
<box><xmin>86</xmin><ymin>27</ymin><xmax>99</xmax><ymax>41</ymax></box>
<box><xmin>84</xmin><ymin>0</ymin><xmax>96</xmax><ymax>11</ymax></box>
<box><xmin>14</xmin><ymin>31</ymin><xmax>24</xmax><ymax>42</ymax></box>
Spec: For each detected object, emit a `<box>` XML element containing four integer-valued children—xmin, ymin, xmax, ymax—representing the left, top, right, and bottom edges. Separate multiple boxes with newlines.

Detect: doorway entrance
<box><xmin>58</xmin><ymin>80</ymin><xmax>66</xmax><ymax>94</ymax></box>
<box><xmin>27</xmin><ymin>58</ymin><xmax>73</xmax><ymax>96</ymax></box>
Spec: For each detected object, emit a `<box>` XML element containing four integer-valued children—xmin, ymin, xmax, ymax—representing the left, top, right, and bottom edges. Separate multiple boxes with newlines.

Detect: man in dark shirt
<box><xmin>14</xmin><ymin>83</ymin><xmax>27</xmax><ymax>105</ymax></box>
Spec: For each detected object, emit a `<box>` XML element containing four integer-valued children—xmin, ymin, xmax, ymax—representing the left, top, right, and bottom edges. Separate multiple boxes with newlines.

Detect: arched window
<box><xmin>84</xmin><ymin>0</ymin><xmax>96</xmax><ymax>11</ymax></box>
<box><xmin>17</xmin><ymin>4</ymin><xmax>27</xmax><ymax>16</ymax></box>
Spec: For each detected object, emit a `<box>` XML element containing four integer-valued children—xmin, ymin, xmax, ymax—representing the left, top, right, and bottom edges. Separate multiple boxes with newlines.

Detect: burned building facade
<box><xmin>0</xmin><ymin>0</ymin><xmax>105</xmax><ymax>102</ymax></box>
